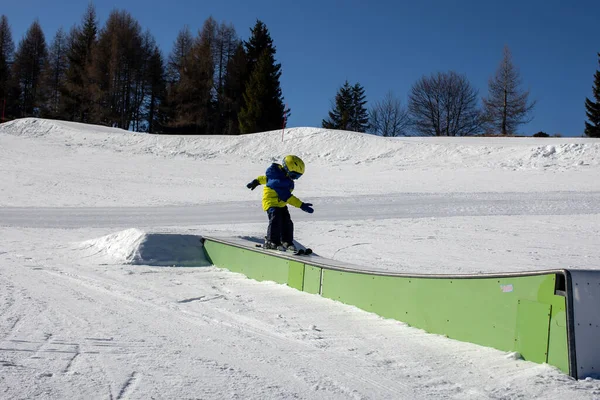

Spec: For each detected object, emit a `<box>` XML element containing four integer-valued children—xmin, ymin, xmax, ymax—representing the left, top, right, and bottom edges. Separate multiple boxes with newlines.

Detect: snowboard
<box><xmin>255</xmin><ymin>243</ymin><xmax>312</xmax><ymax>256</ymax></box>
<box><xmin>292</xmin><ymin>248</ymin><xmax>313</xmax><ymax>256</ymax></box>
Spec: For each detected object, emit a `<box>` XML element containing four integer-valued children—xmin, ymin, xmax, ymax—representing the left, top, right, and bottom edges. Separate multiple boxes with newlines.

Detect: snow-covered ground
<box><xmin>1</xmin><ymin>118</ymin><xmax>600</xmax><ymax>399</ymax></box>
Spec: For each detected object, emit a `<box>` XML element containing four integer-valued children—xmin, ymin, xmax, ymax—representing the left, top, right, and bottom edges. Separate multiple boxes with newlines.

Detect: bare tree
<box><xmin>483</xmin><ymin>46</ymin><xmax>535</xmax><ymax>135</ymax></box>
<box><xmin>369</xmin><ymin>91</ymin><xmax>410</xmax><ymax>136</ymax></box>
<box><xmin>166</xmin><ymin>18</ymin><xmax>239</xmax><ymax>135</ymax></box>
<box><xmin>214</xmin><ymin>22</ymin><xmax>238</xmax><ymax>96</ymax></box>
<box><xmin>91</xmin><ymin>10</ymin><xmax>144</xmax><ymax>129</ymax></box>
<box><xmin>42</xmin><ymin>27</ymin><xmax>68</xmax><ymax>118</ymax></box>
<box><xmin>145</xmin><ymin>46</ymin><xmax>166</xmax><ymax>133</ymax></box>
<box><xmin>62</xmin><ymin>3</ymin><xmax>98</xmax><ymax>122</ymax></box>
<box><xmin>213</xmin><ymin>21</ymin><xmax>239</xmax><ymax>135</ymax></box>
<box><xmin>167</xmin><ymin>26</ymin><xmax>193</xmax><ymax>85</ymax></box>
<box><xmin>130</xmin><ymin>30</ymin><xmax>158</xmax><ymax>132</ymax></box>
<box><xmin>0</xmin><ymin>16</ymin><xmax>14</xmax><ymax>88</ymax></box>
<box><xmin>173</xmin><ymin>18</ymin><xmax>215</xmax><ymax>134</ymax></box>
<box><xmin>408</xmin><ymin>71</ymin><xmax>482</xmax><ymax>136</ymax></box>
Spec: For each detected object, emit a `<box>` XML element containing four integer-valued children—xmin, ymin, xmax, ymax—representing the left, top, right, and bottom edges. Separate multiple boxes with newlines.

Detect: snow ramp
<box><xmin>75</xmin><ymin>229</ymin><xmax>211</xmax><ymax>267</ymax></box>
<box><xmin>201</xmin><ymin>236</ymin><xmax>600</xmax><ymax>380</ymax></box>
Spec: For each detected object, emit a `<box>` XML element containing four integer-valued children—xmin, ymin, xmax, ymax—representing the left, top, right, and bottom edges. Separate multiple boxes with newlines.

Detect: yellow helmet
<box><xmin>282</xmin><ymin>155</ymin><xmax>305</xmax><ymax>179</ymax></box>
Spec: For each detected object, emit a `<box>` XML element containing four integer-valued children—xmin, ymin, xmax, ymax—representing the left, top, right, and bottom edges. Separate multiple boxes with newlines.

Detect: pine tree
<box><xmin>42</xmin><ymin>27</ymin><xmax>68</xmax><ymax>118</ymax></box>
<box><xmin>244</xmin><ymin>20</ymin><xmax>272</xmax><ymax>75</ymax></box>
<box><xmin>238</xmin><ymin>20</ymin><xmax>288</xmax><ymax>134</ymax></box>
<box><xmin>222</xmin><ymin>43</ymin><xmax>247</xmax><ymax>135</ymax></box>
<box><xmin>584</xmin><ymin>53</ymin><xmax>600</xmax><ymax>138</ymax></box>
<box><xmin>62</xmin><ymin>4</ymin><xmax>98</xmax><ymax>122</ymax></box>
<box><xmin>350</xmin><ymin>82</ymin><xmax>369</xmax><ymax>132</ymax></box>
<box><xmin>483</xmin><ymin>46</ymin><xmax>535</xmax><ymax>135</ymax></box>
<box><xmin>323</xmin><ymin>81</ymin><xmax>369</xmax><ymax>132</ymax></box>
<box><xmin>322</xmin><ymin>81</ymin><xmax>353</xmax><ymax>130</ymax></box>
<box><xmin>0</xmin><ymin>15</ymin><xmax>15</xmax><ymax>120</ymax></box>
<box><xmin>239</xmin><ymin>51</ymin><xmax>269</xmax><ymax>134</ymax></box>
<box><xmin>12</xmin><ymin>20</ymin><xmax>47</xmax><ymax>116</ymax></box>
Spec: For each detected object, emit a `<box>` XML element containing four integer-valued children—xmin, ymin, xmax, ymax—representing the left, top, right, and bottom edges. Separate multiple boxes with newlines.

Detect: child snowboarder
<box><xmin>246</xmin><ymin>155</ymin><xmax>314</xmax><ymax>251</ymax></box>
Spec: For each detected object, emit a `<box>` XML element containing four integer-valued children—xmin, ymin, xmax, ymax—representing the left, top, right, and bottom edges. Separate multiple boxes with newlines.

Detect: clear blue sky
<box><xmin>3</xmin><ymin>0</ymin><xmax>600</xmax><ymax>136</ymax></box>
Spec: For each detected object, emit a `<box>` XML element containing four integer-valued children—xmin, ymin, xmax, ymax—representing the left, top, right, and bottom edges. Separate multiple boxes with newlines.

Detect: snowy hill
<box><xmin>2</xmin><ymin>118</ymin><xmax>600</xmax><ymax>399</ymax></box>
<box><xmin>2</xmin><ymin>118</ymin><xmax>600</xmax><ymax>208</ymax></box>
<box><xmin>2</xmin><ymin>117</ymin><xmax>599</xmax><ymax>170</ymax></box>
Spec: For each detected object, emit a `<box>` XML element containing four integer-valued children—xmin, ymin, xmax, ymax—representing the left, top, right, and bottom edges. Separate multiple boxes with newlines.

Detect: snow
<box><xmin>74</xmin><ymin>229</ymin><xmax>211</xmax><ymax>267</ymax></box>
<box><xmin>2</xmin><ymin>117</ymin><xmax>600</xmax><ymax>398</ymax></box>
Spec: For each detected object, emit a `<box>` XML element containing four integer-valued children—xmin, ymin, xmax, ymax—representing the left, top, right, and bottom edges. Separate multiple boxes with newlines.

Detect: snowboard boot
<box><xmin>265</xmin><ymin>240</ymin><xmax>287</xmax><ymax>251</ymax></box>
<box><xmin>264</xmin><ymin>240</ymin><xmax>279</xmax><ymax>250</ymax></box>
<box><xmin>282</xmin><ymin>242</ymin><xmax>297</xmax><ymax>252</ymax></box>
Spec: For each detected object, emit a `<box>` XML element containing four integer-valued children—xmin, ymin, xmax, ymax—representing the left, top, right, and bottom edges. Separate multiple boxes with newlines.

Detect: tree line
<box><xmin>324</xmin><ymin>46</ymin><xmax>537</xmax><ymax>137</ymax></box>
<box><xmin>1</xmin><ymin>6</ymin><xmax>599</xmax><ymax>138</ymax></box>
<box><xmin>324</xmin><ymin>48</ymin><xmax>600</xmax><ymax>138</ymax></box>
<box><xmin>0</xmin><ymin>6</ymin><xmax>288</xmax><ymax>134</ymax></box>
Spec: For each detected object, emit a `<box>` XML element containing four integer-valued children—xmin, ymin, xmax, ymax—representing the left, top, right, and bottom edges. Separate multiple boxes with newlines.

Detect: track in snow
<box><xmin>2</xmin><ymin>191</ymin><xmax>599</xmax><ymax>229</ymax></box>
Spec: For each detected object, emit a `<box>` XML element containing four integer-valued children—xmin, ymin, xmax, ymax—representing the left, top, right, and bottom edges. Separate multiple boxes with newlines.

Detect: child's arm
<box><xmin>286</xmin><ymin>195</ymin><xmax>314</xmax><ymax>213</ymax></box>
<box><xmin>286</xmin><ymin>195</ymin><xmax>302</xmax><ymax>208</ymax></box>
<box><xmin>246</xmin><ymin>175</ymin><xmax>266</xmax><ymax>190</ymax></box>
<box><xmin>286</xmin><ymin>196</ymin><xmax>313</xmax><ymax>213</ymax></box>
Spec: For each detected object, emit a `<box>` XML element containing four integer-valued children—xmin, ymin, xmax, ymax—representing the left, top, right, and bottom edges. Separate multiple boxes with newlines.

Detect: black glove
<box><xmin>246</xmin><ymin>179</ymin><xmax>260</xmax><ymax>190</ymax></box>
<box><xmin>300</xmin><ymin>202</ymin><xmax>314</xmax><ymax>213</ymax></box>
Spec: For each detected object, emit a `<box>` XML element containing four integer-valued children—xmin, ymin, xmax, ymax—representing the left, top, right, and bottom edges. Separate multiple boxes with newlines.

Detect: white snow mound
<box><xmin>74</xmin><ymin>228</ymin><xmax>211</xmax><ymax>267</ymax></box>
<box><xmin>2</xmin><ymin>118</ymin><xmax>600</xmax><ymax>170</ymax></box>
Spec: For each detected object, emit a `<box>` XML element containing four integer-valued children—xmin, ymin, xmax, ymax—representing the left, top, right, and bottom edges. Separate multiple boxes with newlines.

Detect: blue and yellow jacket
<box><xmin>256</xmin><ymin>163</ymin><xmax>303</xmax><ymax>211</ymax></box>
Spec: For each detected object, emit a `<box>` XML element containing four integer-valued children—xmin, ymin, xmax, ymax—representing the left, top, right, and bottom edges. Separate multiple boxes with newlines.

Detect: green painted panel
<box><xmin>531</xmin><ymin>274</ymin><xmax>569</xmax><ymax>373</ymax></box>
<box><xmin>321</xmin><ymin>269</ymin><xmax>568</xmax><ymax>365</ymax></box>
<box><xmin>288</xmin><ymin>261</ymin><xmax>305</xmax><ymax>291</ymax></box>
<box><xmin>515</xmin><ymin>300</ymin><xmax>551</xmax><ymax>364</ymax></box>
<box><xmin>303</xmin><ymin>265</ymin><xmax>322</xmax><ymax>295</ymax></box>
<box><xmin>203</xmin><ymin>241</ymin><xmax>289</xmax><ymax>284</ymax></box>
<box><xmin>202</xmin><ymin>239</ymin><xmax>570</xmax><ymax>375</ymax></box>
<box><xmin>547</xmin><ymin>309</ymin><xmax>569</xmax><ymax>374</ymax></box>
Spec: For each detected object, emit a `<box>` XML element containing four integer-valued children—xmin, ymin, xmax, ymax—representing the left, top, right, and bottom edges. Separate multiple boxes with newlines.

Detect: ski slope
<box><xmin>1</xmin><ymin>118</ymin><xmax>600</xmax><ymax>399</ymax></box>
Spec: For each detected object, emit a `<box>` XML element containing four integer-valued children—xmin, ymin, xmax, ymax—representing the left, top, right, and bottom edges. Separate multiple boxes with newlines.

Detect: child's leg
<box><xmin>266</xmin><ymin>207</ymin><xmax>283</xmax><ymax>245</ymax></box>
<box><xmin>281</xmin><ymin>206</ymin><xmax>294</xmax><ymax>245</ymax></box>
